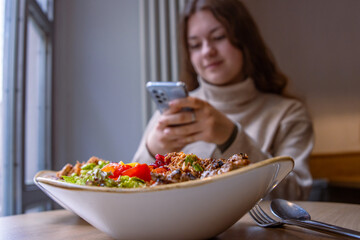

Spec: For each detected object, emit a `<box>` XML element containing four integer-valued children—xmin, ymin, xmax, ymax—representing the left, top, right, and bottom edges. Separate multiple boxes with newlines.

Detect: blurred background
<box><xmin>0</xmin><ymin>0</ymin><xmax>359</xmax><ymax>216</ymax></box>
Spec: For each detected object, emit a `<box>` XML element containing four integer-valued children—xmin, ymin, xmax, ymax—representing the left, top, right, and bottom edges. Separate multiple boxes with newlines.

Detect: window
<box><xmin>0</xmin><ymin>0</ymin><xmax>53</xmax><ymax>216</ymax></box>
<box><xmin>0</xmin><ymin>0</ymin><xmax>5</xmax><ymax>217</ymax></box>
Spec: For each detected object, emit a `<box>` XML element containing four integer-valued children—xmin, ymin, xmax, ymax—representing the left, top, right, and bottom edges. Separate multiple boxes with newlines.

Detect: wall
<box><xmin>243</xmin><ymin>0</ymin><xmax>360</xmax><ymax>154</ymax></box>
<box><xmin>53</xmin><ymin>0</ymin><xmax>142</xmax><ymax>169</ymax></box>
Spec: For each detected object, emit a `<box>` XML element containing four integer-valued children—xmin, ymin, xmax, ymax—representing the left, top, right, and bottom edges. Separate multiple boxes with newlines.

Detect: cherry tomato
<box><xmin>121</xmin><ymin>164</ymin><xmax>152</xmax><ymax>182</ymax></box>
<box><xmin>112</xmin><ymin>164</ymin><xmax>132</xmax><ymax>179</ymax></box>
<box><xmin>102</xmin><ymin>163</ymin><xmax>132</xmax><ymax>179</ymax></box>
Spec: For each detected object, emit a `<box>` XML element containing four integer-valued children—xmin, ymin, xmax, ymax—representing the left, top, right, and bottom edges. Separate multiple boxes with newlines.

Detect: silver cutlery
<box><xmin>249</xmin><ymin>203</ymin><xmax>283</xmax><ymax>228</ymax></box>
<box><xmin>249</xmin><ymin>199</ymin><xmax>360</xmax><ymax>239</ymax></box>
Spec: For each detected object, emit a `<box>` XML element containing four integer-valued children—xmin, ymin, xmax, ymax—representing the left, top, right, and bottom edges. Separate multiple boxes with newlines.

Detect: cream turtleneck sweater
<box><xmin>132</xmin><ymin>78</ymin><xmax>314</xmax><ymax>200</ymax></box>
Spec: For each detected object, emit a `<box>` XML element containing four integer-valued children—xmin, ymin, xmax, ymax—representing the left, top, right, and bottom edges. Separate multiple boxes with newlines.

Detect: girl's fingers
<box><xmin>160</xmin><ymin>110</ymin><xmax>198</xmax><ymax>126</ymax></box>
<box><xmin>169</xmin><ymin>97</ymin><xmax>205</xmax><ymax>110</ymax></box>
<box><xmin>163</xmin><ymin>121</ymin><xmax>203</xmax><ymax>138</ymax></box>
<box><xmin>177</xmin><ymin>131</ymin><xmax>205</xmax><ymax>145</ymax></box>
<box><xmin>163</xmin><ymin>104</ymin><xmax>183</xmax><ymax>114</ymax></box>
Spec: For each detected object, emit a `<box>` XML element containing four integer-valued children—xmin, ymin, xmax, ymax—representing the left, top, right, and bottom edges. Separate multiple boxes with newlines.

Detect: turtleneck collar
<box><xmin>194</xmin><ymin>76</ymin><xmax>259</xmax><ymax>112</ymax></box>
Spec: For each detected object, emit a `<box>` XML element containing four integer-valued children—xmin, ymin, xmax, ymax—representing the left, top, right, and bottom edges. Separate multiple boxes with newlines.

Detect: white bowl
<box><xmin>34</xmin><ymin>156</ymin><xmax>293</xmax><ymax>240</ymax></box>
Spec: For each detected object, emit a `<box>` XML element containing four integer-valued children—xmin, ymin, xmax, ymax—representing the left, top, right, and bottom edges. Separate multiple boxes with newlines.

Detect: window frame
<box><xmin>2</xmin><ymin>0</ymin><xmax>53</xmax><ymax>215</ymax></box>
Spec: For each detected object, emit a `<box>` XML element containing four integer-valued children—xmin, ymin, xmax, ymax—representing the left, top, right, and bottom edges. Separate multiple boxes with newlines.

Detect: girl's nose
<box><xmin>202</xmin><ymin>41</ymin><xmax>216</xmax><ymax>57</ymax></box>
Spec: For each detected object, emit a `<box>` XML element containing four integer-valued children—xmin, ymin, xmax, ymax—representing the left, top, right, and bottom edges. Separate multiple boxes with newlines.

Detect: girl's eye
<box><xmin>213</xmin><ymin>35</ymin><xmax>226</xmax><ymax>41</ymax></box>
<box><xmin>188</xmin><ymin>43</ymin><xmax>201</xmax><ymax>50</ymax></box>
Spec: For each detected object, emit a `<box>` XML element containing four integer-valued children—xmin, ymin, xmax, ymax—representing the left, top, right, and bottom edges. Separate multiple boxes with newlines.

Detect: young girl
<box><xmin>132</xmin><ymin>0</ymin><xmax>314</xmax><ymax>200</ymax></box>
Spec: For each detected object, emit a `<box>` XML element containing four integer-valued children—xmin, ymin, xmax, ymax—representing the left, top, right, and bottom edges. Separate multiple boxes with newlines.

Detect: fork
<box><xmin>249</xmin><ymin>203</ymin><xmax>360</xmax><ymax>239</ymax></box>
<box><xmin>249</xmin><ymin>203</ymin><xmax>283</xmax><ymax>228</ymax></box>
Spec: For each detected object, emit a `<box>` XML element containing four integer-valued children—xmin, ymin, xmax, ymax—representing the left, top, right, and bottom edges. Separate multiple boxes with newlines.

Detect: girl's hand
<box><xmin>146</xmin><ymin>96</ymin><xmax>235</xmax><ymax>156</ymax></box>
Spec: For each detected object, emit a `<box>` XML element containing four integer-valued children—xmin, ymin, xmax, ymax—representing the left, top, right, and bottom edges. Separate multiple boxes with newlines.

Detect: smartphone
<box><xmin>146</xmin><ymin>81</ymin><xmax>190</xmax><ymax>113</ymax></box>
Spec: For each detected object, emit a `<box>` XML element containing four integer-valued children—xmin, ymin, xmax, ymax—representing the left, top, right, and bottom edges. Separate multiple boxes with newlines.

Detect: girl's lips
<box><xmin>205</xmin><ymin>60</ymin><xmax>223</xmax><ymax>69</ymax></box>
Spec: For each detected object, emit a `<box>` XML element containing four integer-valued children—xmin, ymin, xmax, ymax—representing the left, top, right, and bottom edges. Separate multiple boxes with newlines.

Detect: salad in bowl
<box><xmin>35</xmin><ymin>152</ymin><xmax>293</xmax><ymax>240</ymax></box>
<box><xmin>55</xmin><ymin>152</ymin><xmax>250</xmax><ymax>188</ymax></box>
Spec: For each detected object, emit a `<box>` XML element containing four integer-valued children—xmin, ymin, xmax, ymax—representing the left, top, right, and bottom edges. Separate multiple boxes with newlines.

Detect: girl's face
<box><xmin>187</xmin><ymin>10</ymin><xmax>245</xmax><ymax>86</ymax></box>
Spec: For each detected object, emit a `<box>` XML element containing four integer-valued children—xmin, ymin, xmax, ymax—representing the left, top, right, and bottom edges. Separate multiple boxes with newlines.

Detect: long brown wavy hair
<box><xmin>179</xmin><ymin>0</ymin><xmax>288</xmax><ymax>94</ymax></box>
